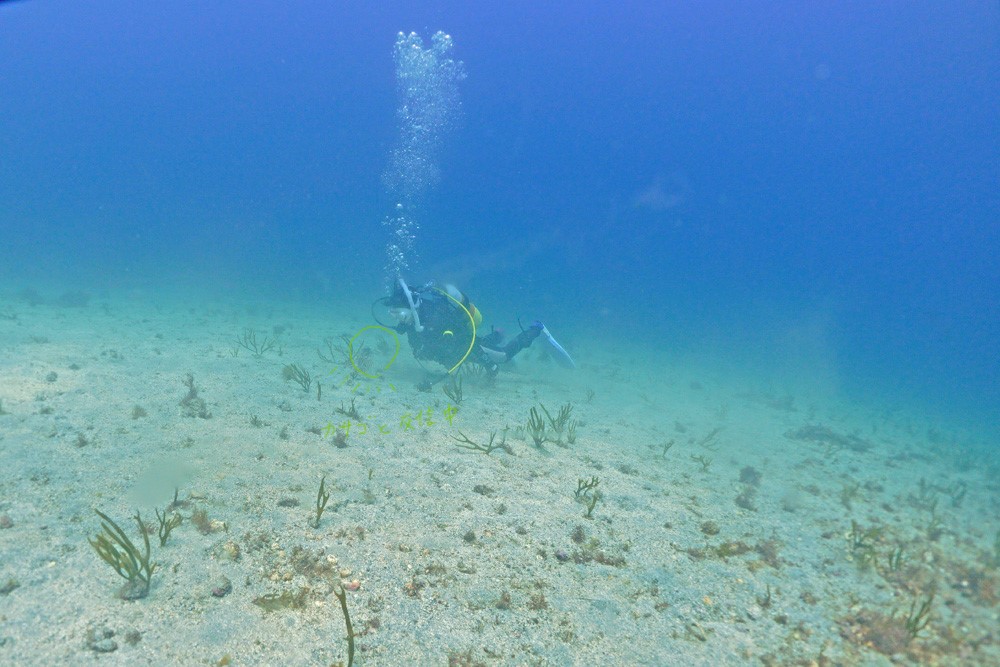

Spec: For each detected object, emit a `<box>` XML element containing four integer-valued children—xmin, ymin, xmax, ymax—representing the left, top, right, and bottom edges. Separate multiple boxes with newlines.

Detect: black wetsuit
<box><xmin>390</xmin><ymin>283</ymin><xmax>541</xmax><ymax>387</ymax></box>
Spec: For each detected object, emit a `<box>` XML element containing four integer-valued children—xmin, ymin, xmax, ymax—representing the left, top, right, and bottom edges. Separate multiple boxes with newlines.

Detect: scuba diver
<box><xmin>376</xmin><ymin>278</ymin><xmax>575</xmax><ymax>390</ymax></box>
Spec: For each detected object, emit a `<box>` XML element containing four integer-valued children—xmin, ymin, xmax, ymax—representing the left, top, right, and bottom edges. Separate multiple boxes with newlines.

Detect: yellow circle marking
<box><xmin>349</xmin><ymin>325</ymin><xmax>400</xmax><ymax>379</ymax></box>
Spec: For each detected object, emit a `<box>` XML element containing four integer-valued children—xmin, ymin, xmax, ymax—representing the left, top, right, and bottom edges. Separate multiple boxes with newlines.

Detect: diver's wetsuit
<box><xmin>476</xmin><ymin>324</ymin><xmax>543</xmax><ymax>367</ymax></box>
<box><xmin>389</xmin><ymin>282</ymin><xmax>542</xmax><ymax>388</ymax></box>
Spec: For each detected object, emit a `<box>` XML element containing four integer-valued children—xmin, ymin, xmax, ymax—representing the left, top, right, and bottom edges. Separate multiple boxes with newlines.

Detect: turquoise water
<box><xmin>0</xmin><ymin>3</ymin><xmax>997</xmax><ymax>665</ymax></box>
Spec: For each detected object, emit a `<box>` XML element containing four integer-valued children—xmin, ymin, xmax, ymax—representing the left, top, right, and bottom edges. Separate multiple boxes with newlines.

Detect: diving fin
<box><xmin>537</xmin><ymin>323</ymin><xmax>576</xmax><ymax>369</ymax></box>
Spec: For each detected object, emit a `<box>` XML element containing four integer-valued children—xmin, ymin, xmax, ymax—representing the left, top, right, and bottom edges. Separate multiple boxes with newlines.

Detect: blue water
<box><xmin>2</xmin><ymin>2</ymin><xmax>997</xmax><ymax>437</ymax></box>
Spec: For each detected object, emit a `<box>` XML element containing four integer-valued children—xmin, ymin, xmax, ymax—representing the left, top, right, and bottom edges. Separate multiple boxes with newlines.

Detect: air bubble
<box><xmin>382</xmin><ymin>31</ymin><xmax>465</xmax><ymax>285</ymax></box>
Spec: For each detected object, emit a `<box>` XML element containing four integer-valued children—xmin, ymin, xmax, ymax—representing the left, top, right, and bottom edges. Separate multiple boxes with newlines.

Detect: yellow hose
<box><xmin>432</xmin><ymin>287</ymin><xmax>477</xmax><ymax>374</ymax></box>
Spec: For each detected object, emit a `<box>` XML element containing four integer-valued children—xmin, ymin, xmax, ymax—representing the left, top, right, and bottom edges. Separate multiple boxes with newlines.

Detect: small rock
<box><xmin>91</xmin><ymin>638</ymin><xmax>117</xmax><ymax>653</ymax></box>
<box><xmin>222</xmin><ymin>541</ymin><xmax>241</xmax><ymax>561</ymax></box>
<box><xmin>87</xmin><ymin>627</ymin><xmax>117</xmax><ymax>653</ymax></box>
<box><xmin>555</xmin><ymin>550</ymin><xmax>570</xmax><ymax>562</ymax></box>
<box><xmin>0</xmin><ymin>514</ymin><xmax>12</xmax><ymax>529</ymax></box>
<box><xmin>118</xmin><ymin>580</ymin><xmax>148</xmax><ymax>600</ymax></box>
<box><xmin>211</xmin><ymin>576</ymin><xmax>232</xmax><ymax>597</ymax></box>
<box><xmin>686</xmin><ymin>622</ymin><xmax>708</xmax><ymax>642</ymax></box>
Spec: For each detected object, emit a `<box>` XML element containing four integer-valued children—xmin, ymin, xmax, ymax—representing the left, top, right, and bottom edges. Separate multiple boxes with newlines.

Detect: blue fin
<box><xmin>539</xmin><ymin>325</ymin><xmax>576</xmax><ymax>369</ymax></box>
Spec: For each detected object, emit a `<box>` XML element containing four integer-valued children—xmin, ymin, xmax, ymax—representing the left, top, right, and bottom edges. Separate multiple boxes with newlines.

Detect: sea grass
<box><xmin>333</xmin><ymin>582</ymin><xmax>355</xmax><ymax>667</ymax></box>
<box><xmin>89</xmin><ymin>509</ymin><xmax>156</xmax><ymax>599</ymax></box>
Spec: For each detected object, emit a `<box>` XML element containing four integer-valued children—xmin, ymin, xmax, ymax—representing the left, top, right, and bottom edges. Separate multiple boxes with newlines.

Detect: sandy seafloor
<box><xmin>0</xmin><ymin>289</ymin><xmax>997</xmax><ymax>667</ymax></box>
